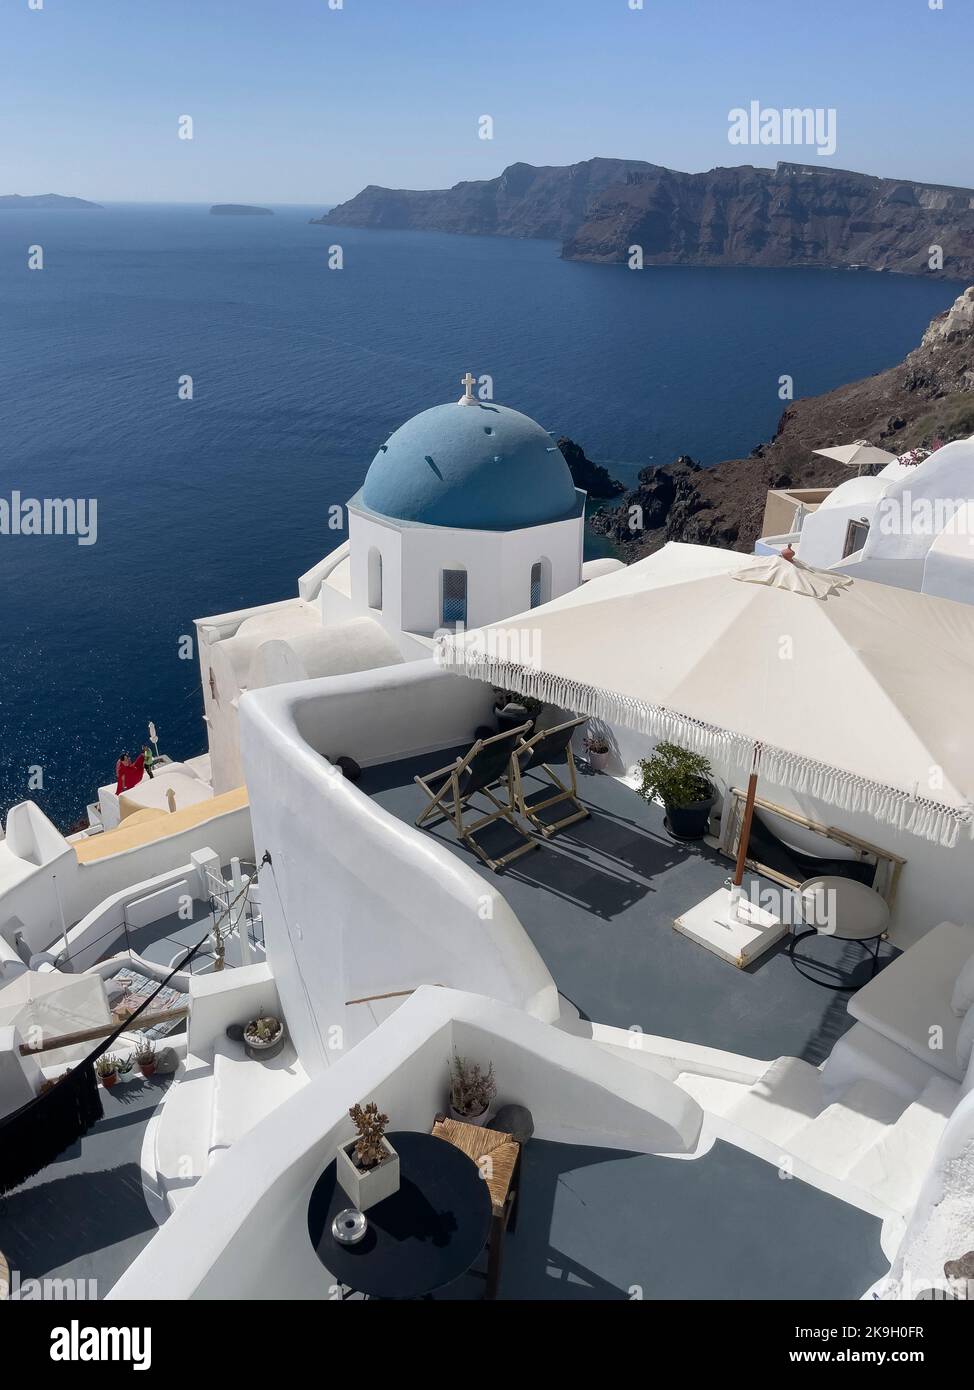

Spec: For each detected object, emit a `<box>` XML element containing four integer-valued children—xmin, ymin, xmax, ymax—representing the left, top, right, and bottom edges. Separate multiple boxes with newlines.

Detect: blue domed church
<box><xmin>346</xmin><ymin>374</ymin><xmax>586</xmax><ymax>639</ymax></box>
<box><xmin>197</xmin><ymin>376</ymin><xmax>603</xmax><ymax>794</ymax></box>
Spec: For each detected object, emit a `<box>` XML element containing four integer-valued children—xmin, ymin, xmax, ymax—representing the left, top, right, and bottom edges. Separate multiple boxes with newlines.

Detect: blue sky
<box><xmin>2</xmin><ymin>0</ymin><xmax>971</xmax><ymax>203</ymax></box>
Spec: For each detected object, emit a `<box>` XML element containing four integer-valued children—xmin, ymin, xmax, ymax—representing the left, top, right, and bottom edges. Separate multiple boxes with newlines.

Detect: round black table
<box><xmin>308</xmin><ymin>1131</ymin><xmax>492</xmax><ymax>1299</ymax></box>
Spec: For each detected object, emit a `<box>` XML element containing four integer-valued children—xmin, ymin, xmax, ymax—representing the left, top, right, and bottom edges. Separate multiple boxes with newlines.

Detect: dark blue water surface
<box><xmin>0</xmin><ymin>204</ymin><xmax>959</xmax><ymax>827</ymax></box>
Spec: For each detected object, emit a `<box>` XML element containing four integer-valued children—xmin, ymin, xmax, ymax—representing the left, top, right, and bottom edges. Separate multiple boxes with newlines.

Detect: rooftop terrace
<box><xmin>359</xmin><ymin>749</ymin><xmax>898</xmax><ymax>1066</ymax></box>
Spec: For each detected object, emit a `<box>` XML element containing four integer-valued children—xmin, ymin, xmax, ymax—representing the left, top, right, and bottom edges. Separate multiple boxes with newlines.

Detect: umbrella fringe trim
<box><xmin>442</xmin><ymin>649</ymin><xmax>973</xmax><ymax>849</ymax></box>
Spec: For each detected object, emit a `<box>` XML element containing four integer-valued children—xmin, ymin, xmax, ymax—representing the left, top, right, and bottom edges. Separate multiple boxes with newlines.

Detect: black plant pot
<box><xmin>663</xmin><ymin>787</ymin><xmax>716</xmax><ymax>841</ymax></box>
<box><xmin>494</xmin><ymin>704</ymin><xmax>536</xmax><ymax>735</ymax></box>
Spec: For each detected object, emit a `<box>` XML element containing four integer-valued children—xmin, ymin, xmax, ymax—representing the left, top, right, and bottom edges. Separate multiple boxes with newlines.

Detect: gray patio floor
<box><xmin>434</xmin><ymin>1136</ymin><xmax>888</xmax><ymax>1300</ymax></box>
<box><xmin>0</xmin><ymin>1075</ymin><xmax>169</xmax><ymax>1299</ymax></box>
<box><xmin>360</xmin><ymin>750</ymin><xmax>898</xmax><ymax>1065</ymax></box>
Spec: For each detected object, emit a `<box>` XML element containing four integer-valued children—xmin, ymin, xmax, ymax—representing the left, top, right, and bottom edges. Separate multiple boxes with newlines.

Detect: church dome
<box><xmin>361</xmin><ymin>396</ymin><xmax>578</xmax><ymax>531</ymax></box>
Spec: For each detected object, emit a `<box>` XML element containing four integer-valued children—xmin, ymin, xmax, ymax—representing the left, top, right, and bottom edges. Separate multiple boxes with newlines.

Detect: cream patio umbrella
<box><xmin>438</xmin><ymin>544</ymin><xmax>974</xmax><ymax>868</ymax></box>
<box><xmin>813</xmin><ymin>440</ymin><xmax>900</xmax><ymax>476</ymax></box>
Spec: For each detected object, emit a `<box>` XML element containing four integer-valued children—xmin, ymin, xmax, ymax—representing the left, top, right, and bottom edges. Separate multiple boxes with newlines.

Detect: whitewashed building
<box><xmin>757</xmin><ymin>433</ymin><xmax>974</xmax><ymax>603</ymax></box>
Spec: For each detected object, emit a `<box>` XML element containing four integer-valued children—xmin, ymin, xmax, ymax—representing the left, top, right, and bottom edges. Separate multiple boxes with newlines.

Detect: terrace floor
<box><xmin>435</xmin><ymin>1136</ymin><xmax>889</xmax><ymax>1301</ymax></box>
<box><xmin>360</xmin><ymin>749</ymin><xmax>898</xmax><ymax>1065</ymax></box>
<box><xmin>0</xmin><ymin>1076</ymin><xmax>169</xmax><ymax>1300</ymax></box>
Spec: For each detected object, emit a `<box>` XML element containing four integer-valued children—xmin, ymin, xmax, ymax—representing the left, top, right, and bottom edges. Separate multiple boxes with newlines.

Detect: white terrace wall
<box><xmin>0</xmin><ymin>803</ymin><xmax>252</xmax><ymax>958</ymax></box>
<box><xmin>238</xmin><ymin>661</ymin><xmax>560</xmax><ymax>1078</ymax></box>
<box><xmin>56</xmin><ymin>852</ymin><xmax>218</xmax><ymax>974</ymax></box>
<box><xmin>108</xmin><ymin>989</ymin><xmax>702</xmax><ymax>1301</ymax></box>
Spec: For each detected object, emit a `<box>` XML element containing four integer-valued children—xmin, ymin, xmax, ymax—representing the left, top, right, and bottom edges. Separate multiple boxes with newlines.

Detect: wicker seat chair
<box><xmin>431</xmin><ymin>1114</ymin><xmax>520</xmax><ymax>1300</ymax></box>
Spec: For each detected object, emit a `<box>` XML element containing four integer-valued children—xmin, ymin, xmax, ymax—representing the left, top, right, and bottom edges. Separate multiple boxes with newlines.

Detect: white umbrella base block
<box><xmin>674</xmin><ymin>887</ymin><xmax>787</xmax><ymax>969</ymax></box>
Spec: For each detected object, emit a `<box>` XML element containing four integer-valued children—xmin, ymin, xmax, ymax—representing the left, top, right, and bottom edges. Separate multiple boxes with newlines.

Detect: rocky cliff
<box><xmin>319</xmin><ymin>158</ymin><xmax>974</xmax><ymax>279</ymax></box>
<box><xmin>556</xmin><ymin>437</ymin><xmax>626</xmax><ymax>499</ymax></box>
<box><xmin>586</xmin><ymin>286</ymin><xmax>974</xmax><ymax>559</ymax></box>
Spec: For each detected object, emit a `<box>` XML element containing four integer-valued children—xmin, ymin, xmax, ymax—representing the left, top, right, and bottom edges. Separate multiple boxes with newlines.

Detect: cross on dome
<box><xmin>458</xmin><ymin>371</ymin><xmax>477</xmax><ymax>406</ymax></box>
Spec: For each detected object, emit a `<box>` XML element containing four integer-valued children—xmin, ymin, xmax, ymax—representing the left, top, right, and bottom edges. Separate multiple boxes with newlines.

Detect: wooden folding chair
<box><xmin>431</xmin><ymin>1115</ymin><xmax>520</xmax><ymax>1300</ymax></box>
<box><xmin>413</xmin><ymin>723</ymin><xmax>538</xmax><ymax>872</ymax></box>
<box><xmin>512</xmin><ymin>715</ymin><xmax>590</xmax><ymax>837</ymax></box>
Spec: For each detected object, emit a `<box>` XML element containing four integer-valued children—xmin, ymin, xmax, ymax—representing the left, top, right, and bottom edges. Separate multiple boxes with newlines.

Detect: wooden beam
<box><xmin>18</xmin><ymin>1007</ymin><xmax>188</xmax><ymax>1056</ymax></box>
<box><xmin>344</xmin><ymin>986</ymin><xmax>444</xmax><ymax>1007</ymax></box>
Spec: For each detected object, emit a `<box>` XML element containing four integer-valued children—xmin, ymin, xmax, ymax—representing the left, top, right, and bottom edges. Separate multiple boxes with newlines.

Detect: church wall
<box><xmin>397</xmin><ymin>513</ymin><xmax>584</xmax><ymax>636</ymax></box>
<box><xmin>347</xmin><ymin>509</ymin><xmax>404</xmax><ymax>637</ymax></box>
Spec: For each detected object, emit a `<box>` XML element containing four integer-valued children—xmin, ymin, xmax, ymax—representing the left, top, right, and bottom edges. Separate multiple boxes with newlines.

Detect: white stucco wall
<box><xmin>796</xmin><ymin>476</ymin><xmax>887</xmax><ymax>569</ymax></box>
<box><xmin>238</xmin><ymin>661</ymin><xmax>560</xmax><ymax>1077</ymax></box>
<box><xmin>348</xmin><ymin>502</ymin><xmax>584</xmax><ymax>639</ymax></box>
<box><xmin>922</xmin><ymin>500</ymin><xmax>974</xmax><ymax>603</ymax></box>
<box><xmin>0</xmin><ymin>801</ymin><xmax>252</xmax><ymax>957</ymax></box>
<box><xmin>799</xmin><ymin>437</ymin><xmax>974</xmax><ymax>592</ymax></box>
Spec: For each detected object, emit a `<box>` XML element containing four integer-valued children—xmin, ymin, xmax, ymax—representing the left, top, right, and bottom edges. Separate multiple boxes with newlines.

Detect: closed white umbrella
<box><xmin>440</xmin><ymin>543</ymin><xmax>974</xmax><ymax>850</ymax></box>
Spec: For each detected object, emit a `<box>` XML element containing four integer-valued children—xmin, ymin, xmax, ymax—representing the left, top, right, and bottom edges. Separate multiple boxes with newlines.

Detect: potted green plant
<box><xmin>95</xmin><ymin>1054</ymin><xmax>120</xmax><ymax>1089</ymax></box>
<box><xmin>637</xmin><ymin>741</ymin><xmax>716</xmax><ymax>841</ymax></box>
<box><xmin>448</xmin><ymin>1051</ymin><xmax>497</xmax><ymax>1126</ymax></box>
<box><xmin>243</xmin><ymin>1009</ymin><xmax>286</xmax><ymax>1061</ymax></box>
<box><xmin>135</xmin><ymin>1036</ymin><xmax>157</xmax><ymax>1078</ymax></box>
<box><xmin>336</xmin><ymin>1102</ymin><xmax>400</xmax><ymax>1212</ymax></box>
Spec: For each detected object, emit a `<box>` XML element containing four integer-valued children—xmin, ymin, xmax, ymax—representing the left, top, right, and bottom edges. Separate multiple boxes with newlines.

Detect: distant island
<box><xmin>318</xmin><ymin>158</ymin><xmax>974</xmax><ymax>280</ymax></box>
<box><xmin>209</xmin><ymin>204</ymin><xmax>273</xmax><ymax>216</ymax></box>
<box><xmin>0</xmin><ymin>194</ymin><xmax>102</xmax><ymax>210</ymax></box>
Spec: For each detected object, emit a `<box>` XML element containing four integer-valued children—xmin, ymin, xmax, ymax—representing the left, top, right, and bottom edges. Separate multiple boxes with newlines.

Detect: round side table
<box><xmin>790</xmin><ymin>875</ymin><xmax>890</xmax><ymax>991</ymax></box>
<box><xmin>308</xmin><ymin>1131</ymin><xmax>492</xmax><ymax>1300</ymax></box>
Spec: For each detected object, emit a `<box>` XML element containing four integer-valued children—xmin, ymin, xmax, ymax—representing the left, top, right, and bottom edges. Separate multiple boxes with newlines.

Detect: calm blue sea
<box><xmin>0</xmin><ymin>203</ymin><xmax>959</xmax><ymax>827</ymax></box>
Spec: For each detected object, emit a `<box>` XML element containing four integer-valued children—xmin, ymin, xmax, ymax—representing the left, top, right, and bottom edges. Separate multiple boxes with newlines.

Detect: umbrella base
<box><xmin>674</xmin><ymin>886</ymin><xmax>787</xmax><ymax>969</ymax></box>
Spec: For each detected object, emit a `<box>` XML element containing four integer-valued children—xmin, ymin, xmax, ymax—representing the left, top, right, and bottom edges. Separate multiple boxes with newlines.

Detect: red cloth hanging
<box><xmin>114</xmin><ymin>753</ymin><xmax>145</xmax><ymax>795</ymax></box>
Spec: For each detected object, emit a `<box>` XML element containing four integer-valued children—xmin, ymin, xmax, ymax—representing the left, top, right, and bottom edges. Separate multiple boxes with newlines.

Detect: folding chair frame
<box><xmin>414</xmin><ymin>722</ymin><xmax>538</xmax><ymax>872</ymax></box>
<box><xmin>513</xmin><ymin>715</ymin><xmax>590</xmax><ymax>837</ymax></box>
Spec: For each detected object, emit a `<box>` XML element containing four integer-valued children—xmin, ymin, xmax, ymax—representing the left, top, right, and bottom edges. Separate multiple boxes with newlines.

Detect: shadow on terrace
<box><xmin>359</xmin><ymin>747</ymin><xmax>895</xmax><ymax>1066</ymax></box>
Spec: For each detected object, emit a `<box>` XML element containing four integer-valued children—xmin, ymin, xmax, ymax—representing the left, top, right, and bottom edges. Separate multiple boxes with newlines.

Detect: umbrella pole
<box><xmin>732</xmin><ymin>770</ymin><xmax>759</xmax><ymax>888</ymax></box>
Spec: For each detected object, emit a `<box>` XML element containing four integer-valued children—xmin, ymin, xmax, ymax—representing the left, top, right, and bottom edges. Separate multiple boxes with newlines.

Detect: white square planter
<box><xmin>336</xmin><ymin>1137</ymin><xmax>400</xmax><ymax>1213</ymax></box>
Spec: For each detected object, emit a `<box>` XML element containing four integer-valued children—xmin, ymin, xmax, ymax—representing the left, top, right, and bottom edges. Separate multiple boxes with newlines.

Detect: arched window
<box><xmin>368</xmin><ymin>547</ymin><xmax>383</xmax><ymax>610</ymax></box>
<box><xmin>441</xmin><ymin>567</ymin><xmax>468</xmax><ymax>626</ymax></box>
<box><xmin>530</xmin><ymin>557</ymin><xmax>551</xmax><ymax>609</ymax></box>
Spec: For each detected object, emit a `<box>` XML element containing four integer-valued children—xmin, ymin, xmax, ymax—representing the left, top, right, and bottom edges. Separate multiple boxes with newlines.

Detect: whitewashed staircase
<box><xmin>716</xmin><ymin>1058</ymin><xmax>957</xmax><ymax>1223</ymax></box>
<box><xmin>150</xmin><ymin>1036</ymin><xmax>307</xmax><ymax>1215</ymax></box>
<box><xmin>593</xmin><ymin>1033</ymin><xmax>957</xmax><ymax>1235</ymax></box>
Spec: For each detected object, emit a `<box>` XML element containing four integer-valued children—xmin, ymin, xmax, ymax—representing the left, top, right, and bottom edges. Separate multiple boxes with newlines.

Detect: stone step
<box><xmin>788</xmin><ymin>1079</ymin><xmax>905</xmax><ymax>1178</ymax></box>
<box><xmin>152</xmin><ymin>1053</ymin><xmax>213</xmax><ymax>1212</ymax></box>
<box><xmin>846</xmin><ymin>1075</ymin><xmax>958</xmax><ymax>1214</ymax></box>
<box><xmin>724</xmin><ymin>1056</ymin><xmax>825</xmax><ymax>1144</ymax></box>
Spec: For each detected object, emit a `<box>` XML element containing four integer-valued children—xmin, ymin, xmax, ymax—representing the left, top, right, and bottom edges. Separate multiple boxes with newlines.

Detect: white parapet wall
<box><xmin>238</xmin><ymin>660</ymin><xmax>560</xmax><ymax>1078</ymax></box>
<box><xmin>108</xmin><ymin>987</ymin><xmax>702</xmax><ymax>1301</ymax></box>
<box><xmin>55</xmin><ymin>851</ymin><xmax>219</xmax><ymax>972</ymax></box>
<box><xmin>0</xmin><ymin>799</ymin><xmax>253</xmax><ymax>960</ymax></box>
<box><xmin>188</xmin><ymin>961</ymin><xmax>280</xmax><ymax>1060</ymax></box>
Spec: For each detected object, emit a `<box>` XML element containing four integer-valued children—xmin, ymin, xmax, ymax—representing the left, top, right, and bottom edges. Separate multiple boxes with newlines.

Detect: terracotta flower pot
<box><xmin>100</xmin><ymin>1072</ymin><xmax>118</xmax><ymax>1090</ymax></box>
<box><xmin>139</xmin><ymin>1061</ymin><xmax>156</xmax><ymax>1078</ymax></box>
